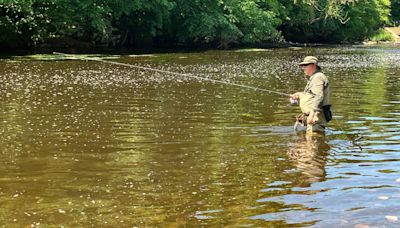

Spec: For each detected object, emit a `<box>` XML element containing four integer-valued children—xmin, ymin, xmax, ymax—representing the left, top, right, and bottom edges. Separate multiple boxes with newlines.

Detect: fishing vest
<box><xmin>299</xmin><ymin>71</ymin><xmax>330</xmax><ymax>115</ymax></box>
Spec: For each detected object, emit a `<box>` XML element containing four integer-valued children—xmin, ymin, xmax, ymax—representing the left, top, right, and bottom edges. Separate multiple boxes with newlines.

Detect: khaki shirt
<box><xmin>299</xmin><ymin>71</ymin><xmax>330</xmax><ymax>115</ymax></box>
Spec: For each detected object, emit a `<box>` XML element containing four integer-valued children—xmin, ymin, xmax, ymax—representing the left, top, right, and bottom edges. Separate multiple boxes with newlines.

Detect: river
<box><xmin>0</xmin><ymin>46</ymin><xmax>399</xmax><ymax>226</ymax></box>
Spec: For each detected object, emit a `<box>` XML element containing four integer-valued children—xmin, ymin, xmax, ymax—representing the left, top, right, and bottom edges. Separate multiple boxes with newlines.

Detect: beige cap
<box><xmin>299</xmin><ymin>56</ymin><xmax>318</xmax><ymax>65</ymax></box>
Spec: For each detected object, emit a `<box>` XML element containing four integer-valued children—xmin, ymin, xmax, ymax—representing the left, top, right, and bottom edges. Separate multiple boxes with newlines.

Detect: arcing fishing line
<box><xmin>53</xmin><ymin>52</ymin><xmax>290</xmax><ymax>97</ymax></box>
<box><xmin>54</xmin><ymin>52</ymin><xmax>363</xmax><ymax>145</ymax></box>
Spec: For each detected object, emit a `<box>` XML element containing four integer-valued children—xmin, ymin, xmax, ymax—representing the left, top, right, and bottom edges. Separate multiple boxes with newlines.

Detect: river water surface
<box><xmin>1</xmin><ymin>46</ymin><xmax>400</xmax><ymax>227</ymax></box>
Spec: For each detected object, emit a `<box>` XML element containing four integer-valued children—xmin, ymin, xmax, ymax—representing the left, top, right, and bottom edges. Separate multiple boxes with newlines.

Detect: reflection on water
<box><xmin>288</xmin><ymin>133</ymin><xmax>329</xmax><ymax>184</ymax></box>
<box><xmin>0</xmin><ymin>46</ymin><xmax>400</xmax><ymax>226</ymax></box>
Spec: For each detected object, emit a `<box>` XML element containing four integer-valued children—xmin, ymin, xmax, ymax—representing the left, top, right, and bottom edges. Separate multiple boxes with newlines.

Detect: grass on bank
<box><xmin>369</xmin><ymin>29</ymin><xmax>396</xmax><ymax>42</ymax></box>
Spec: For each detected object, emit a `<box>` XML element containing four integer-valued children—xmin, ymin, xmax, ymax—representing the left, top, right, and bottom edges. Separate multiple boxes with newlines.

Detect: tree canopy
<box><xmin>392</xmin><ymin>0</ymin><xmax>400</xmax><ymax>24</ymax></box>
<box><xmin>0</xmin><ymin>0</ymin><xmax>396</xmax><ymax>49</ymax></box>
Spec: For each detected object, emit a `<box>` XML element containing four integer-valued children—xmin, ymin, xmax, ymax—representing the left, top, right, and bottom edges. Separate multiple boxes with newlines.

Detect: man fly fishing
<box><xmin>290</xmin><ymin>56</ymin><xmax>332</xmax><ymax>133</ymax></box>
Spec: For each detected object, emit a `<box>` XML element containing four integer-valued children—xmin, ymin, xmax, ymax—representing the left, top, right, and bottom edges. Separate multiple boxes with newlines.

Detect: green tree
<box><xmin>280</xmin><ymin>0</ymin><xmax>390</xmax><ymax>43</ymax></box>
<box><xmin>0</xmin><ymin>0</ymin><xmax>49</xmax><ymax>48</ymax></box>
<box><xmin>45</xmin><ymin>0</ymin><xmax>112</xmax><ymax>44</ymax></box>
<box><xmin>168</xmin><ymin>0</ymin><xmax>285</xmax><ymax>48</ymax></box>
<box><xmin>223</xmin><ymin>0</ymin><xmax>285</xmax><ymax>44</ymax></box>
<box><xmin>391</xmin><ymin>0</ymin><xmax>400</xmax><ymax>24</ymax></box>
<box><xmin>0</xmin><ymin>0</ymin><xmax>396</xmax><ymax>49</ymax></box>
<box><xmin>108</xmin><ymin>0</ymin><xmax>174</xmax><ymax>48</ymax></box>
<box><xmin>168</xmin><ymin>0</ymin><xmax>241</xmax><ymax>48</ymax></box>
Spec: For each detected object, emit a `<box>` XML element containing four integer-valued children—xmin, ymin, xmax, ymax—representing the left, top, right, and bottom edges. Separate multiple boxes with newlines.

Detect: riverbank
<box><xmin>363</xmin><ymin>27</ymin><xmax>400</xmax><ymax>45</ymax></box>
<box><xmin>1</xmin><ymin>34</ymin><xmax>399</xmax><ymax>57</ymax></box>
<box><xmin>384</xmin><ymin>27</ymin><xmax>400</xmax><ymax>42</ymax></box>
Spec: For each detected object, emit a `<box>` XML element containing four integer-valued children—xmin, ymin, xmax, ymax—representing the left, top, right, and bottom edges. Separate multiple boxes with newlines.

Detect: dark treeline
<box><xmin>0</xmin><ymin>0</ymin><xmax>399</xmax><ymax>50</ymax></box>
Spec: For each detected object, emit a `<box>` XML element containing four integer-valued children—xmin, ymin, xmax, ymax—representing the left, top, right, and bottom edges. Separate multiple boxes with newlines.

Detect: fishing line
<box><xmin>53</xmin><ymin>52</ymin><xmax>290</xmax><ymax>97</ymax></box>
<box><xmin>53</xmin><ymin>52</ymin><xmax>363</xmax><ymax>147</ymax></box>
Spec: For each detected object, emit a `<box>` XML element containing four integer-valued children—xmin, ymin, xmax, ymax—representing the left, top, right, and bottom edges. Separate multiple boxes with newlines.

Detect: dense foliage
<box><xmin>392</xmin><ymin>0</ymin><xmax>400</xmax><ymax>24</ymax></box>
<box><xmin>0</xmin><ymin>0</ymin><xmax>396</xmax><ymax>49</ymax></box>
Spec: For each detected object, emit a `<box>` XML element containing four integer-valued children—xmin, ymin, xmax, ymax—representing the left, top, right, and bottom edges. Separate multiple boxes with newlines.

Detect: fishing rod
<box><xmin>53</xmin><ymin>52</ymin><xmax>290</xmax><ymax>97</ymax></box>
